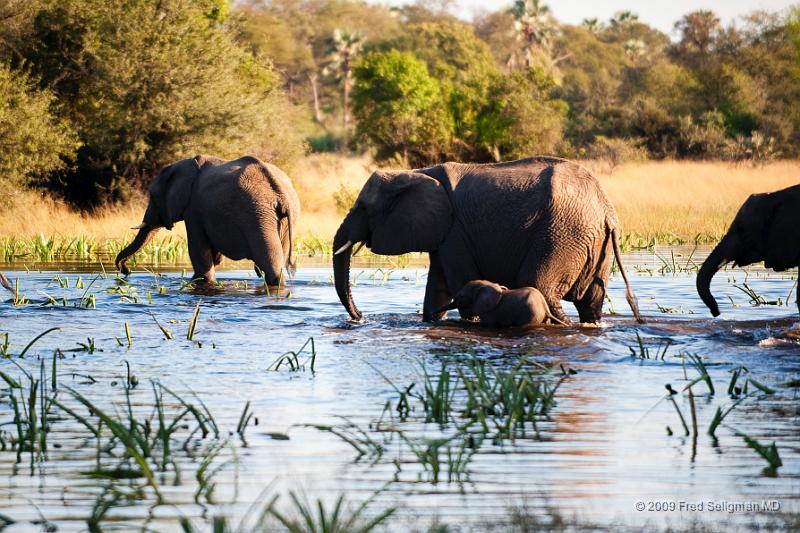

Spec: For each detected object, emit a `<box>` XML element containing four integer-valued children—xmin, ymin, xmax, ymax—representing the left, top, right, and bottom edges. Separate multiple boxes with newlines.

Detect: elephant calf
<box><xmin>115</xmin><ymin>155</ymin><xmax>300</xmax><ymax>286</ymax></box>
<box><xmin>440</xmin><ymin>280</ymin><xmax>567</xmax><ymax>328</ymax></box>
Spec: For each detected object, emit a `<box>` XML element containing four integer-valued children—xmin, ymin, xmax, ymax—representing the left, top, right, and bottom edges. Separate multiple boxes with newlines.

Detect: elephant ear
<box><xmin>473</xmin><ymin>284</ymin><xmax>503</xmax><ymax>316</ymax></box>
<box><xmin>764</xmin><ymin>195</ymin><xmax>800</xmax><ymax>270</ymax></box>
<box><xmin>365</xmin><ymin>171</ymin><xmax>452</xmax><ymax>255</ymax></box>
<box><xmin>150</xmin><ymin>156</ymin><xmax>201</xmax><ymax>230</ymax></box>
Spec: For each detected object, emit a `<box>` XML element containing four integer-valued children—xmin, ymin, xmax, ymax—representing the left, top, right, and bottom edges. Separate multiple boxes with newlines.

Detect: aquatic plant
<box><xmin>267</xmin><ymin>337</ymin><xmax>316</xmax><ymax>372</ymax></box>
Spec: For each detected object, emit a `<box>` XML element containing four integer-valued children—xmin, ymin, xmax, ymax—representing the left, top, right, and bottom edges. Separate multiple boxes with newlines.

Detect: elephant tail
<box><xmin>610</xmin><ymin>225</ymin><xmax>644</xmax><ymax>323</ymax></box>
<box><xmin>546</xmin><ymin>310</ymin><xmax>569</xmax><ymax>327</ymax></box>
<box><xmin>0</xmin><ymin>271</ymin><xmax>12</xmax><ymax>293</ymax></box>
<box><xmin>286</xmin><ymin>210</ymin><xmax>296</xmax><ymax>276</ymax></box>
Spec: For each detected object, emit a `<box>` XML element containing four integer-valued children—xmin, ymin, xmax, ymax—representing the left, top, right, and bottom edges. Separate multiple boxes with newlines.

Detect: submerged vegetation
<box><xmin>0</xmin><ymin>258</ymin><xmax>798</xmax><ymax>529</ymax></box>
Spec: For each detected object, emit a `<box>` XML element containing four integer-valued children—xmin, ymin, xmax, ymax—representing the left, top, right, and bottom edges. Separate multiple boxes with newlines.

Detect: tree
<box><xmin>510</xmin><ymin>0</ymin><xmax>560</xmax><ymax>69</ymax></box>
<box><xmin>326</xmin><ymin>28</ymin><xmax>364</xmax><ymax>134</ymax></box>
<box><xmin>352</xmin><ymin>50</ymin><xmax>453</xmax><ymax>165</ymax></box>
<box><xmin>476</xmin><ymin>68</ymin><xmax>567</xmax><ymax>160</ymax></box>
<box><xmin>610</xmin><ymin>10</ymin><xmax>639</xmax><ymax>30</ymax></box>
<box><xmin>14</xmin><ymin>0</ymin><xmax>305</xmax><ymax>206</ymax></box>
<box><xmin>0</xmin><ymin>64</ymin><xmax>78</xmax><ymax>193</ymax></box>
<box><xmin>581</xmin><ymin>18</ymin><xmax>604</xmax><ymax>35</ymax></box>
<box><xmin>672</xmin><ymin>10</ymin><xmax>721</xmax><ymax>68</ymax></box>
<box><xmin>379</xmin><ymin>21</ymin><xmax>498</xmax><ymax>159</ymax></box>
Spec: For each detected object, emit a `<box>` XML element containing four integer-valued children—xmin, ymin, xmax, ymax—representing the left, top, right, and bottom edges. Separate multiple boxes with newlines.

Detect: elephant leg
<box><xmin>212</xmin><ymin>250</ymin><xmax>222</xmax><ymax>266</ymax></box>
<box><xmin>250</xmin><ymin>224</ymin><xmax>285</xmax><ymax>287</ymax></box>
<box><xmin>186</xmin><ymin>221</ymin><xmax>216</xmax><ymax>284</ymax></box>
<box><xmin>796</xmin><ymin>265</ymin><xmax>799</xmax><ymax>319</ymax></box>
<box><xmin>574</xmin><ymin>278</ymin><xmax>606</xmax><ymax>324</ymax></box>
<box><xmin>423</xmin><ymin>252</ymin><xmax>451</xmax><ymax>322</ymax></box>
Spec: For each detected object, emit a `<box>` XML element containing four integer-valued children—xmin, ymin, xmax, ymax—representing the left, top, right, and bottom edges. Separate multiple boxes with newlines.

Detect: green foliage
<box><xmin>379</xmin><ymin>21</ymin><xmax>497</xmax><ymax>160</ymax></box>
<box><xmin>477</xmin><ymin>68</ymin><xmax>567</xmax><ymax>160</ymax></box>
<box><xmin>352</xmin><ymin>50</ymin><xmax>453</xmax><ymax>166</ymax></box>
<box><xmin>0</xmin><ymin>64</ymin><xmax>78</xmax><ymax>193</ymax></box>
<box><xmin>7</xmin><ymin>0</ymin><xmax>304</xmax><ymax>206</ymax></box>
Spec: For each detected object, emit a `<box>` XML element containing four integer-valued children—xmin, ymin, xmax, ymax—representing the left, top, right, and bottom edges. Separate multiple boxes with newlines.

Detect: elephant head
<box><xmin>697</xmin><ymin>188</ymin><xmax>800</xmax><ymax>316</ymax></box>
<box><xmin>115</xmin><ymin>156</ymin><xmax>204</xmax><ymax>275</ymax></box>
<box><xmin>439</xmin><ymin>280</ymin><xmax>506</xmax><ymax>319</ymax></box>
<box><xmin>333</xmin><ymin>170</ymin><xmax>453</xmax><ymax>320</ymax></box>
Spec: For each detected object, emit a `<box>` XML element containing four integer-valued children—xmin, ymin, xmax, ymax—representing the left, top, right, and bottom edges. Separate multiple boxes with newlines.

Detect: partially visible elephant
<box><xmin>439</xmin><ymin>280</ymin><xmax>567</xmax><ymax>327</ymax></box>
<box><xmin>697</xmin><ymin>183</ymin><xmax>800</xmax><ymax>317</ymax></box>
<box><xmin>0</xmin><ymin>271</ymin><xmax>11</xmax><ymax>292</ymax></box>
<box><xmin>115</xmin><ymin>155</ymin><xmax>300</xmax><ymax>286</ymax></box>
<box><xmin>333</xmin><ymin>156</ymin><xmax>642</xmax><ymax>324</ymax></box>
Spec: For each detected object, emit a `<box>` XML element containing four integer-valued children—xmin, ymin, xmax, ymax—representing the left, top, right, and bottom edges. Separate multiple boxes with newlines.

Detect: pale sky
<box><xmin>381</xmin><ymin>0</ymin><xmax>798</xmax><ymax>36</ymax></box>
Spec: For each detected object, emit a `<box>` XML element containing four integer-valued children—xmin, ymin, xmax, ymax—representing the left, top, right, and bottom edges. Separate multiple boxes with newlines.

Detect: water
<box><xmin>0</xmin><ymin>248</ymin><xmax>798</xmax><ymax>531</ymax></box>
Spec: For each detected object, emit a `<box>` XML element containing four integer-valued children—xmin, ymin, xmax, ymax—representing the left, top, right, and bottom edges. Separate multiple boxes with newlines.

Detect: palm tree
<box><xmin>326</xmin><ymin>28</ymin><xmax>364</xmax><ymax>133</ymax></box>
<box><xmin>623</xmin><ymin>39</ymin><xmax>647</xmax><ymax>59</ymax></box>
<box><xmin>610</xmin><ymin>10</ymin><xmax>639</xmax><ymax>30</ymax></box>
<box><xmin>581</xmin><ymin>17</ymin><xmax>604</xmax><ymax>35</ymax></box>
<box><xmin>511</xmin><ymin>0</ymin><xmax>559</xmax><ymax>68</ymax></box>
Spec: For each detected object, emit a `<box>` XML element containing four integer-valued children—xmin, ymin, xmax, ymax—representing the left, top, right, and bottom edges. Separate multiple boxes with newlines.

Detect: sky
<box><xmin>381</xmin><ymin>0</ymin><xmax>798</xmax><ymax>36</ymax></box>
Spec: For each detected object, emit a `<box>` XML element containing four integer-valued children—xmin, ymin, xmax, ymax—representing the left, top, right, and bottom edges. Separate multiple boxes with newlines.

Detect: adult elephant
<box><xmin>697</xmin><ymin>184</ymin><xmax>800</xmax><ymax>317</ymax></box>
<box><xmin>332</xmin><ymin>156</ymin><xmax>642</xmax><ymax>324</ymax></box>
<box><xmin>115</xmin><ymin>155</ymin><xmax>300</xmax><ymax>285</ymax></box>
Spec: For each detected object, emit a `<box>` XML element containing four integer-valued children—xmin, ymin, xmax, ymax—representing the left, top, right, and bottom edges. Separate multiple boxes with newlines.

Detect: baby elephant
<box><xmin>439</xmin><ymin>280</ymin><xmax>567</xmax><ymax>328</ymax></box>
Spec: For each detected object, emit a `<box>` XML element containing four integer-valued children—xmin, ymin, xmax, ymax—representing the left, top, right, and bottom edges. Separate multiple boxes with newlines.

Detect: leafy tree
<box><xmin>510</xmin><ymin>0</ymin><xmax>560</xmax><ymax>69</ymax></box>
<box><xmin>0</xmin><ymin>64</ymin><xmax>78</xmax><ymax>192</ymax></box>
<box><xmin>14</xmin><ymin>0</ymin><xmax>304</xmax><ymax>205</ymax></box>
<box><xmin>352</xmin><ymin>50</ymin><xmax>453</xmax><ymax>165</ymax></box>
<box><xmin>476</xmin><ymin>68</ymin><xmax>567</xmax><ymax>160</ymax></box>
<box><xmin>379</xmin><ymin>21</ymin><xmax>498</xmax><ymax>159</ymax></box>
<box><xmin>325</xmin><ymin>29</ymin><xmax>364</xmax><ymax>133</ymax></box>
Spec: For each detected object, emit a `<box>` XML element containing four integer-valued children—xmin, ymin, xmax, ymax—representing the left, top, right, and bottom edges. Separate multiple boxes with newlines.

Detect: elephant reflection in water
<box><xmin>115</xmin><ymin>155</ymin><xmax>300</xmax><ymax>287</ymax></box>
<box><xmin>697</xmin><ymin>183</ymin><xmax>800</xmax><ymax>318</ymax></box>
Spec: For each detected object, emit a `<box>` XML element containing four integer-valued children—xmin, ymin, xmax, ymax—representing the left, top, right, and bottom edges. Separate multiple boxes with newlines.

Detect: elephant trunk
<box><xmin>697</xmin><ymin>243</ymin><xmax>728</xmax><ymax>317</ymax></box>
<box><xmin>115</xmin><ymin>225</ymin><xmax>161</xmax><ymax>275</ymax></box>
<box><xmin>332</xmin><ymin>212</ymin><xmax>365</xmax><ymax>321</ymax></box>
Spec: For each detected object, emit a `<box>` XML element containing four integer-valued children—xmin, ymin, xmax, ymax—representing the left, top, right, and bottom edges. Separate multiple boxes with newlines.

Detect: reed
<box><xmin>2</xmin><ymin>158</ymin><xmax>798</xmax><ymax>265</ymax></box>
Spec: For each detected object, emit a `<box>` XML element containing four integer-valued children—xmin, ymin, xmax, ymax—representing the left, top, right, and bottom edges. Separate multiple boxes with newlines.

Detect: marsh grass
<box><xmin>3</xmin><ymin>158</ymin><xmax>798</xmax><ymax>267</ymax></box>
<box><xmin>267</xmin><ymin>337</ymin><xmax>316</xmax><ymax>372</ymax></box>
<box><xmin>647</xmin><ymin>352</ymin><xmax>784</xmax><ymax>473</ymax></box>
<box><xmin>265</xmin><ymin>489</ymin><xmax>396</xmax><ymax>533</ymax></box>
<box><xmin>0</xmin><ymin>325</ymin><xmax>244</xmax><ymax>527</ymax></box>
<box><xmin>628</xmin><ymin>331</ymin><xmax>672</xmax><ymax>360</ymax></box>
<box><xmin>187</xmin><ymin>303</ymin><xmax>201</xmax><ymax>341</ymax></box>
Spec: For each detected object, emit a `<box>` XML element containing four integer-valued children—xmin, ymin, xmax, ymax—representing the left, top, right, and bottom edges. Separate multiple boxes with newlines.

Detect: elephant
<box><xmin>0</xmin><ymin>272</ymin><xmax>11</xmax><ymax>292</ymax></box>
<box><xmin>697</xmin><ymin>183</ymin><xmax>800</xmax><ymax>317</ymax></box>
<box><xmin>332</xmin><ymin>156</ymin><xmax>642</xmax><ymax>324</ymax></box>
<box><xmin>438</xmin><ymin>280</ymin><xmax>567</xmax><ymax>328</ymax></box>
<box><xmin>115</xmin><ymin>155</ymin><xmax>300</xmax><ymax>286</ymax></box>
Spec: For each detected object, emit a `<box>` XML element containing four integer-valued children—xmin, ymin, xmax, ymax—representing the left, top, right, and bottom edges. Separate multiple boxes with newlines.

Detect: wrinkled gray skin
<box><xmin>698</xmin><ymin>184</ymin><xmax>800</xmax><ymax>317</ymax></box>
<box><xmin>333</xmin><ymin>156</ymin><xmax>642</xmax><ymax>324</ymax></box>
<box><xmin>439</xmin><ymin>280</ymin><xmax>567</xmax><ymax>328</ymax></box>
<box><xmin>115</xmin><ymin>155</ymin><xmax>300</xmax><ymax>286</ymax></box>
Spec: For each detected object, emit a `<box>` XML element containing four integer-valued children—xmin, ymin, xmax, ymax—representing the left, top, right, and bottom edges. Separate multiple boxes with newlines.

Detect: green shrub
<box><xmin>476</xmin><ymin>68</ymin><xmax>568</xmax><ymax>160</ymax></box>
<box><xmin>21</xmin><ymin>0</ymin><xmax>305</xmax><ymax>206</ymax></box>
<box><xmin>586</xmin><ymin>136</ymin><xmax>648</xmax><ymax>171</ymax></box>
<box><xmin>0</xmin><ymin>64</ymin><xmax>77</xmax><ymax>195</ymax></box>
<box><xmin>352</xmin><ymin>50</ymin><xmax>453</xmax><ymax>166</ymax></box>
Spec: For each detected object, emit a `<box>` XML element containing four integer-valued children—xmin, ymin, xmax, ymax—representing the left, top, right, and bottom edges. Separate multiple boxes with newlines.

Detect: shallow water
<box><xmin>0</xmin><ymin>248</ymin><xmax>798</xmax><ymax>531</ymax></box>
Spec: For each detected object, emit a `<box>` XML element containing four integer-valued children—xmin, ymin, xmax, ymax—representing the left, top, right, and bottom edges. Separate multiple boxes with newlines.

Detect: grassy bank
<box><xmin>1</xmin><ymin>156</ymin><xmax>798</xmax><ymax>264</ymax></box>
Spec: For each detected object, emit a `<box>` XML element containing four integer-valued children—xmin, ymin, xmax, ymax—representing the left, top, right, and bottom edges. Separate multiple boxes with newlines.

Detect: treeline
<box><xmin>1</xmin><ymin>0</ymin><xmax>799</xmax><ymax>207</ymax></box>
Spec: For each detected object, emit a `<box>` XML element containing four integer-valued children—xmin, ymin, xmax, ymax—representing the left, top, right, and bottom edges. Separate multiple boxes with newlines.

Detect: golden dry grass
<box><xmin>593</xmin><ymin>160</ymin><xmax>800</xmax><ymax>241</ymax></box>
<box><xmin>1</xmin><ymin>156</ymin><xmax>798</xmax><ymax>245</ymax></box>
